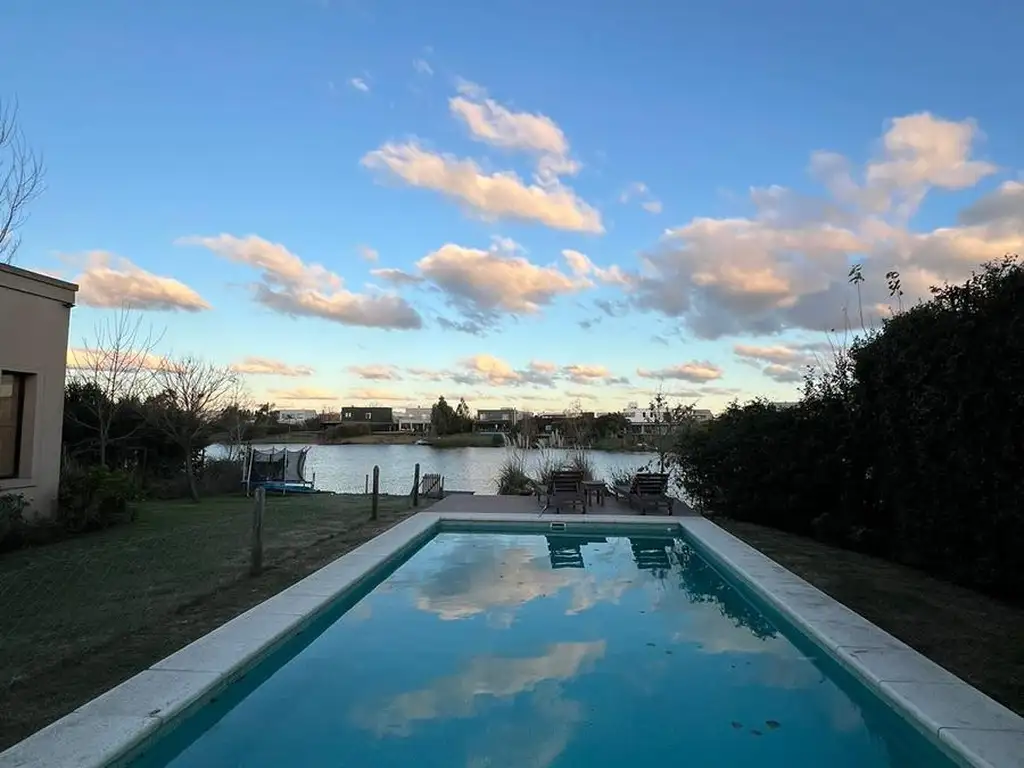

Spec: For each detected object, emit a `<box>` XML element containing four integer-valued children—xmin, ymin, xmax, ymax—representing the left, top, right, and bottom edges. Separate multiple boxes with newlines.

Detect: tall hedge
<box><xmin>675</xmin><ymin>256</ymin><xmax>1024</xmax><ymax>600</ymax></box>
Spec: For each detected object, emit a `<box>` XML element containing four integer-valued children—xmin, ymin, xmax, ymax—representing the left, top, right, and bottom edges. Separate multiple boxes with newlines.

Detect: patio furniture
<box><xmin>544</xmin><ymin>470</ymin><xmax>586</xmax><ymax>514</ymax></box>
<box><xmin>613</xmin><ymin>472</ymin><xmax>673</xmax><ymax>515</ymax></box>
<box><xmin>420</xmin><ymin>473</ymin><xmax>445</xmax><ymax>499</ymax></box>
<box><xmin>581</xmin><ymin>480</ymin><xmax>606</xmax><ymax>507</ymax></box>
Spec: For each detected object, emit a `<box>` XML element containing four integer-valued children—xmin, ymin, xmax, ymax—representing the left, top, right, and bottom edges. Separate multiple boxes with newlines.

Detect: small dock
<box><xmin>428</xmin><ymin>493</ymin><xmax>696</xmax><ymax>516</ymax></box>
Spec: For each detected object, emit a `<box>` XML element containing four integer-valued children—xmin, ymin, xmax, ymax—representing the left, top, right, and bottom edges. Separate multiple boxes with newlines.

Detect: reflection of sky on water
<box><xmin>142</xmin><ymin>532</ymin><xmax>956</xmax><ymax>768</ymax></box>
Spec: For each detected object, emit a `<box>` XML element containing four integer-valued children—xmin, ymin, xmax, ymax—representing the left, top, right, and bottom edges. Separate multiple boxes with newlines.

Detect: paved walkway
<box><xmin>428</xmin><ymin>493</ymin><xmax>696</xmax><ymax>516</ymax></box>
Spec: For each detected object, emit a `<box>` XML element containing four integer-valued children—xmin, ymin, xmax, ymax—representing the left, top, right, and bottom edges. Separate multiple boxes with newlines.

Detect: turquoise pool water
<box><xmin>131</xmin><ymin>531</ymin><xmax>957</xmax><ymax>767</ymax></box>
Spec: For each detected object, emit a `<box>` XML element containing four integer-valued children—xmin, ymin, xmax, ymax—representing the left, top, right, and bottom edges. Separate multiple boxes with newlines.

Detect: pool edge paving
<box><xmin>1</xmin><ymin>507</ymin><xmax>1021</xmax><ymax>768</ymax></box>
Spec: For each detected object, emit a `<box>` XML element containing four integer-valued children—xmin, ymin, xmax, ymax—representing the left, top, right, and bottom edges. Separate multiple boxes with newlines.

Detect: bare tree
<box><xmin>1</xmin><ymin>99</ymin><xmax>45</xmax><ymax>265</ymax></box>
<box><xmin>67</xmin><ymin>307</ymin><xmax>164</xmax><ymax>467</ymax></box>
<box><xmin>148</xmin><ymin>355</ymin><xmax>238</xmax><ymax>502</ymax></box>
<box><xmin>221</xmin><ymin>376</ymin><xmax>253</xmax><ymax>462</ymax></box>
<box><xmin>645</xmin><ymin>388</ymin><xmax>696</xmax><ymax>473</ymax></box>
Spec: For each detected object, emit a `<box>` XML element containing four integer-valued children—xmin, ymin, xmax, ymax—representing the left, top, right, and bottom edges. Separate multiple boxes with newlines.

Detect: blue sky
<box><xmin>5</xmin><ymin>0</ymin><xmax>1024</xmax><ymax>413</ymax></box>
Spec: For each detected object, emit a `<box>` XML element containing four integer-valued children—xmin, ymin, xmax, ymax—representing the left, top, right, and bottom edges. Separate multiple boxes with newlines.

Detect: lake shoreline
<box><xmin>244</xmin><ymin>431</ymin><xmax>654</xmax><ymax>452</ymax></box>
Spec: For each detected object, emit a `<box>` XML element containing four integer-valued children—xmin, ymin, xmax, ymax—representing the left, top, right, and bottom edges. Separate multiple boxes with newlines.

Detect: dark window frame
<box><xmin>0</xmin><ymin>371</ymin><xmax>27</xmax><ymax>480</ymax></box>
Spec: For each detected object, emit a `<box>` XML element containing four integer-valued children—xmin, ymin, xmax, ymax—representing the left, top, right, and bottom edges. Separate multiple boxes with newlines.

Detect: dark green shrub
<box><xmin>673</xmin><ymin>256</ymin><xmax>1024</xmax><ymax>600</ymax></box>
<box><xmin>197</xmin><ymin>457</ymin><xmax>244</xmax><ymax>495</ymax></box>
<box><xmin>58</xmin><ymin>464</ymin><xmax>139</xmax><ymax>533</ymax></box>
<box><xmin>323</xmin><ymin>423</ymin><xmax>373</xmax><ymax>441</ymax></box>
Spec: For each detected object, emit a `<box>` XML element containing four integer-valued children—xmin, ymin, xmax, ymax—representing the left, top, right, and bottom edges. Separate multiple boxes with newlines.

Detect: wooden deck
<box><xmin>429</xmin><ymin>493</ymin><xmax>696</xmax><ymax>516</ymax></box>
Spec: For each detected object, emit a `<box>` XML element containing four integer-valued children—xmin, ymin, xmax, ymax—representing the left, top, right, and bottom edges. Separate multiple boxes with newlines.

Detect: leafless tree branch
<box><xmin>0</xmin><ymin>99</ymin><xmax>45</xmax><ymax>265</ymax></box>
<box><xmin>148</xmin><ymin>356</ymin><xmax>238</xmax><ymax>502</ymax></box>
<box><xmin>66</xmin><ymin>306</ymin><xmax>166</xmax><ymax>466</ymax></box>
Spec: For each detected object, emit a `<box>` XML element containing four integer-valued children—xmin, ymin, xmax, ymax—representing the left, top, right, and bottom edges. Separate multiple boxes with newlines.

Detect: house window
<box><xmin>0</xmin><ymin>372</ymin><xmax>26</xmax><ymax>479</ymax></box>
<box><xmin>365</xmin><ymin>412</ymin><xmax>373</xmax><ymax>420</ymax></box>
<box><xmin>343</xmin><ymin>411</ymin><xmax>353</xmax><ymax>419</ymax></box>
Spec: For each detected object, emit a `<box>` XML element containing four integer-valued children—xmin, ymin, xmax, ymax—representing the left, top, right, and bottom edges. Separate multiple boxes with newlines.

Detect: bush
<box><xmin>673</xmin><ymin>256</ymin><xmax>1024</xmax><ymax>600</ymax></box>
<box><xmin>0</xmin><ymin>493</ymin><xmax>27</xmax><ymax>549</ymax></box>
<box><xmin>145</xmin><ymin>456</ymin><xmax>244</xmax><ymax>499</ymax></box>
<box><xmin>322</xmin><ymin>423</ymin><xmax>372</xmax><ymax>441</ymax></box>
<box><xmin>58</xmin><ymin>464</ymin><xmax>139</xmax><ymax>533</ymax></box>
<box><xmin>564</xmin><ymin>448</ymin><xmax>596</xmax><ymax>481</ymax></box>
<box><xmin>495</xmin><ymin>452</ymin><xmax>534</xmax><ymax>495</ymax></box>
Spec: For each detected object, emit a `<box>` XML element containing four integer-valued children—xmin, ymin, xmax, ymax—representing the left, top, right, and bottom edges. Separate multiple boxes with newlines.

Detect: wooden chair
<box><xmin>420</xmin><ymin>473</ymin><xmax>445</xmax><ymax>499</ymax></box>
<box><xmin>613</xmin><ymin>472</ymin><xmax>673</xmax><ymax>515</ymax></box>
<box><xmin>545</xmin><ymin>470</ymin><xmax>586</xmax><ymax>514</ymax></box>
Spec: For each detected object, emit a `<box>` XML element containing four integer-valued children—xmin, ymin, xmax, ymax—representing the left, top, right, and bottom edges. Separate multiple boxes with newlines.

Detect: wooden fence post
<box><xmin>365</xmin><ymin>474</ymin><xmax>369</xmax><ymax>494</ymax></box>
<box><xmin>412</xmin><ymin>462</ymin><xmax>420</xmax><ymax>507</ymax></box>
<box><xmin>250</xmin><ymin>486</ymin><xmax>265</xmax><ymax>576</ymax></box>
<box><xmin>371</xmin><ymin>465</ymin><xmax>380</xmax><ymax>520</ymax></box>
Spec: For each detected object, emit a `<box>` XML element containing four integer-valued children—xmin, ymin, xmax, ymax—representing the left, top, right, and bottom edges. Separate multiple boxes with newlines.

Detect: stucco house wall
<box><xmin>0</xmin><ymin>264</ymin><xmax>78</xmax><ymax>520</ymax></box>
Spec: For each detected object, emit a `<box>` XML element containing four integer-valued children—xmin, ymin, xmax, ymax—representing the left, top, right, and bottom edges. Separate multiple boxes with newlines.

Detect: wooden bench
<box><xmin>420</xmin><ymin>473</ymin><xmax>445</xmax><ymax>499</ymax></box>
<box><xmin>613</xmin><ymin>472</ymin><xmax>673</xmax><ymax>515</ymax></box>
<box><xmin>545</xmin><ymin>470</ymin><xmax>586</xmax><ymax>514</ymax></box>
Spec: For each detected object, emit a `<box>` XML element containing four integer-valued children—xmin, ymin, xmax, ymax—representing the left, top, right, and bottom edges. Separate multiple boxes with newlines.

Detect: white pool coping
<box><xmin>2</xmin><ymin>512</ymin><xmax>1021</xmax><ymax>768</ymax></box>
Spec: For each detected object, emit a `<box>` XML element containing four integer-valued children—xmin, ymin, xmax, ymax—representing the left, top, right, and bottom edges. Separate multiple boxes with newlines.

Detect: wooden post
<box><xmin>412</xmin><ymin>462</ymin><xmax>420</xmax><ymax>507</ymax></box>
<box><xmin>365</xmin><ymin>474</ymin><xmax>369</xmax><ymax>494</ymax></box>
<box><xmin>371</xmin><ymin>465</ymin><xmax>380</xmax><ymax>520</ymax></box>
<box><xmin>250</xmin><ymin>486</ymin><xmax>265</xmax><ymax>576</ymax></box>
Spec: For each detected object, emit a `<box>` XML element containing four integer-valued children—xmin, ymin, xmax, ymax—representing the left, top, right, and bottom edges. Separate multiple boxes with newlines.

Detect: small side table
<box><xmin>582</xmin><ymin>480</ymin><xmax>606</xmax><ymax>509</ymax></box>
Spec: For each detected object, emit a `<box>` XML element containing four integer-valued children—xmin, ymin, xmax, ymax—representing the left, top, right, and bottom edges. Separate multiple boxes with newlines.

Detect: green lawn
<box><xmin>0</xmin><ymin>492</ymin><xmax>430</xmax><ymax>748</ymax></box>
<box><xmin>717</xmin><ymin>519</ymin><xmax>1024</xmax><ymax>716</ymax></box>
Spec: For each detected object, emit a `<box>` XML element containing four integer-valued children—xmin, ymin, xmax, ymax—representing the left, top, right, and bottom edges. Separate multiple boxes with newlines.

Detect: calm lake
<box><xmin>214</xmin><ymin>444</ymin><xmax>659</xmax><ymax>495</ymax></box>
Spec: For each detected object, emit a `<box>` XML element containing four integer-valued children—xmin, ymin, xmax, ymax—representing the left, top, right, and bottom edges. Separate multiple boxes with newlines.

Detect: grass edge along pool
<box><xmin>2</xmin><ymin>513</ymin><xmax>1017</xmax><ymax>767</ymax></box>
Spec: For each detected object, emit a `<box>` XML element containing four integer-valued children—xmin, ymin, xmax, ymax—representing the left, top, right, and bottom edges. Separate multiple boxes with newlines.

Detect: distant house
<box><xmin>0</xmin><ymin>264</ymin><xmax>78</xmax><ymax>520</ymax></box>
<box><xmin>622</xmin><ymin>403</ymin><xmax>712</xmax><ymax>435</ymax></box>
<box><xmin>340</xmin><ymin>406</ymin><xmax>395</xmax><ymax>432</ymax></box>
<box><xmin>533</xmin><ymin>411</ymin><xmax>595</xmax><ymax>435</ymax></box>
<box><xmin>277</xmin><ymin>409</ymin><xmax>317</xmax><ymax>425</ymax></box>
<box><xmin>476</xmin><ymin>408</ymin><xmax>519</xmax><ymax>432</ymax></box>
<box><xmin>396</xmin><ymin>406</ymin><xmax>431</xmax><ymax>433</ymax></box>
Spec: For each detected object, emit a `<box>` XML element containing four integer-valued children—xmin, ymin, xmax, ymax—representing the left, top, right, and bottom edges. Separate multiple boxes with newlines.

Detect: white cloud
<box><xmin>179</xmin><ymin>234</ymin><xmax>422</xmax><ymax>330</ymax></box>
<box><xmin>561</xmin><ymin>249</ymin><xmax>632</xmax><ymax>286</ymax></box>
<box><xmin>733</xmin><ymin>343</ymin><xmax>813</xmax><ymax>366</ymax></box>
<box><xmin>350</xmin><ymin>641</ymin><xmax>605</xmax><ymax>738</ymax></box>
<box><xmin>413</xmin><ymin>58</ymin><xmax>433</xmax><ymax>76</ymax></box>
<box><xmin>348</xmin><ymin>364</ymin><xmax>400</xmax><ymax>380</ymax></box>
<box><xmin>346</xmin><ymin>387</ymin><xmax>411</xmax><ymax>402</ymax></box>
<box><xmin>361</xmin><ymin>142</ymin><xmax>602</xmax><ymax>233</ymax></box>
<box><xmin>562</xmin><ymin>363</ymin><xmax>629</xmax><ymax>385</ymax></box>
<box><xmin>637</xmin><ymin>361</ymin><xmax>723</xmax><ymax>382</ymax></box>
<box><xmin>763</xmin><ymin>363</ymin><xmax>805</xmax><ymax>383</ymax></box>
<box><xmin>407</xmin><ymin>354</ymin><xmax>629</xmax><ymax>388</ymax></box>
<box><xmin>733</xmin><ymin>342</ymin><xmax>824</xmax><ymax>384</ymax></box>
<box><xmin>358</xmin><ymin>245</ymin><xmax>378</xmax><ymax>262</ymax></box>
<box><xmin>619</xmin><ymin>113</ymin><xmax>1013</xmax><ymax>338</ymax></box>
<box><xmin>73</xmin><ymin>252</ymin><xmax>210</xmax><ymax>312</ymax></box>
<box><xmin>67</xmin><ymin>347</ymin><xmax>168</xmax><ymax>372</ymax></box>
<box><xmin>349</xmin><ymin>77</ymin><xmax>370</xmax><ymax>93</ymax></box>
<box><xmin>231</xmin><ymin>356</ymin><xmax>314</xmax><ymax>377</ymax></box>
<box><xmin>269</xmin><ymin>387</ymin><xmax>337</xmax><ymax>402</ymax></box>
<box><xmin>449</xmin><ymin>82</ymin><xmax>579</xmax><ymax>183</ymax></box>
<box><xmin>417</xmin><ymin>244</ymin><xmax>590</xmax><ymax>324</ymax></box>
<box><xmin>620</xmin><ymin>181</ymin><xmax>663</xmax><ymax>215</ymax></box>
<box><xmin>369</xmin><ymin>267</ymin><xmax>423</xmax><ymax>287</ymax></box>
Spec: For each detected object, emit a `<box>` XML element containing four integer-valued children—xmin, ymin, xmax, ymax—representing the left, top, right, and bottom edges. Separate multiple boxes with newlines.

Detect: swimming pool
<box><xmin>4</xmin><ymin>514</ymin><xmax>1021</xmax><ymax>768</ymax></box>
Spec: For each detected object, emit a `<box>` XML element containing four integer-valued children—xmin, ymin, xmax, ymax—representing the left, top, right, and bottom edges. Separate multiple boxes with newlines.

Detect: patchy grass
<box><xmin>0</xmin><ymin>492</ymin><xmax>432</xmax><ymax>749</ymax></box>
<box><xmin>716</xmin><ymin>519</ymin><xmax>1024</xmax><ymax>716</ymax></box>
